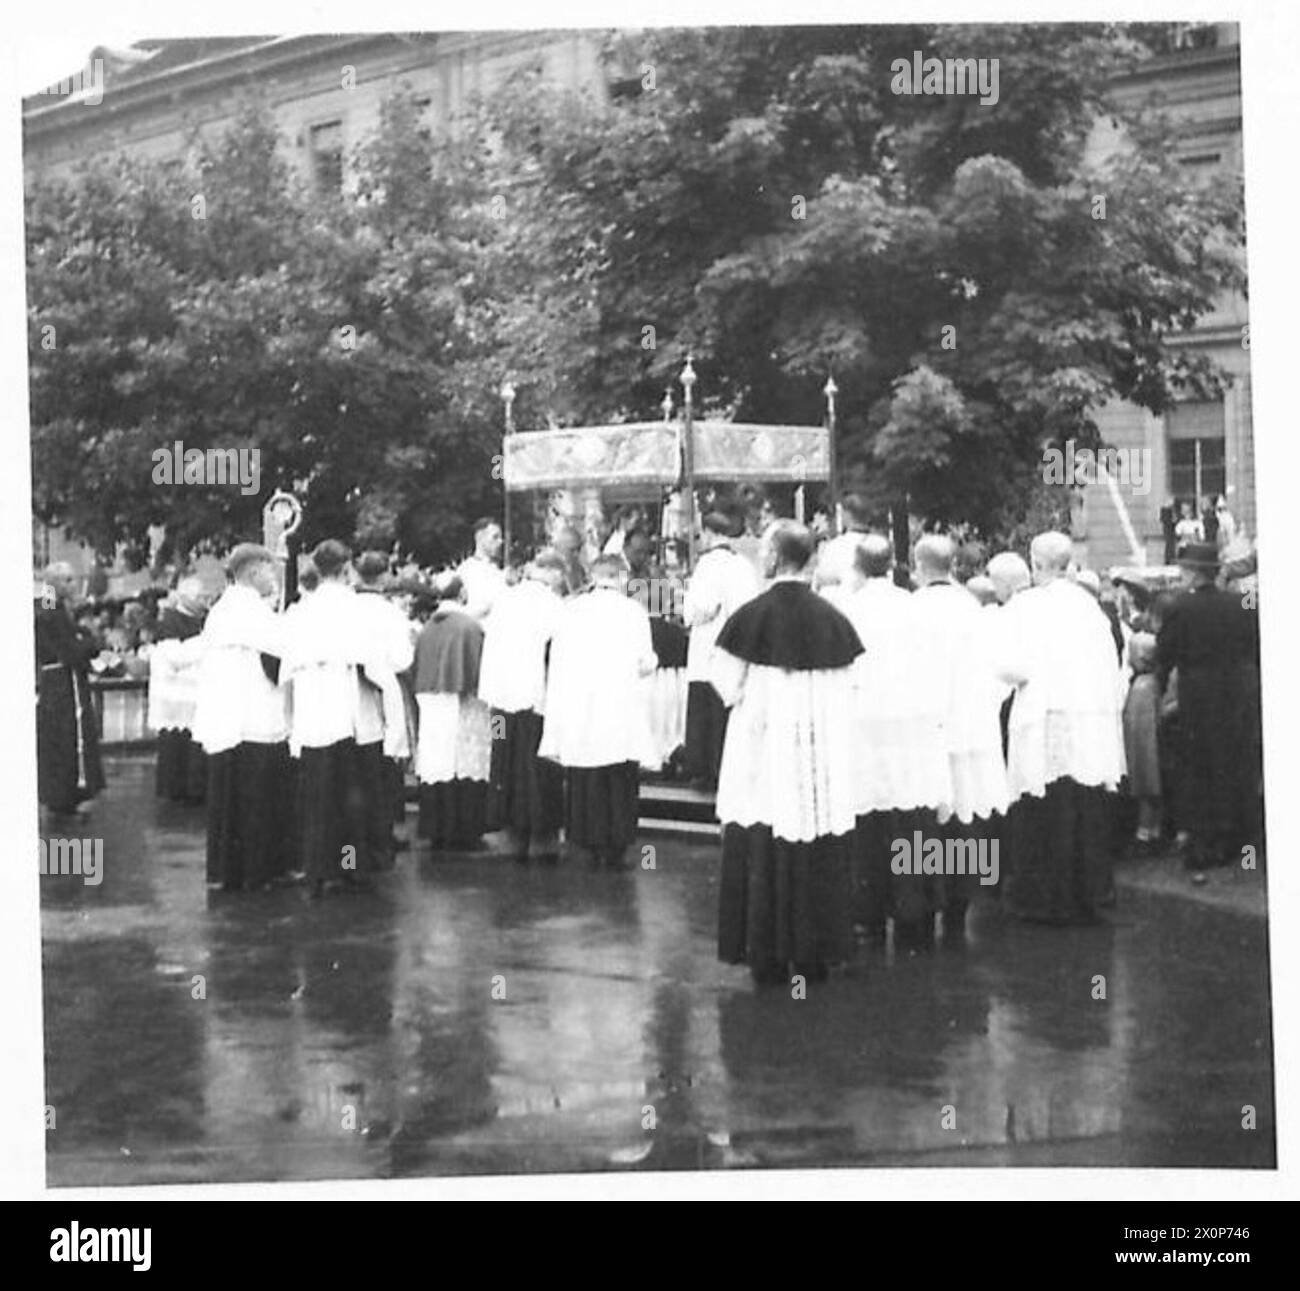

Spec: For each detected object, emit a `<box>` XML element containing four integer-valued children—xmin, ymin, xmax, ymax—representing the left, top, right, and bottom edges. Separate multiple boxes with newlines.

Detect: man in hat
<box><xmin>682</xmin><ymin>504</ymin><xmax>760</xmax><ymax>790</ymax></box>
<box><xmin>714</xmin><ymin>521</ymin><xmax>863</xmax><ymax>983</ymax></box>
<box><xmin>193</xmin><ymin>544</ymin><xmax>292</xmax><ymax>890</ymax></box>
<box><xmin>480</xmin><ymin>550</ymin><xmax>568</xmax><ymax>862</ymax></box>
<box><xmin>353</xmin><ymin>551</ymin><xmax>416</xmax><ymax>865</ymax></box>
<box><xmin>35</xmin><ymin>562</ymin><xmax>105</xmax><ymax>816</ymax></box>
<box><xmin>998</xmin><ymin>532</ymin><xmax>1126</xmax><ymax>922</ymax></box>
<box><xmin>151</xmin><ymin>576</ymin><xmax>210</xmax><ymax>804</ymax></box>
<box><xmin>540</xmin><ymin>554</ymin><xmax>659</xmax><ymax>869</ymax></box>
<box><xmin>282</xmin><ymin>539</ymin><xmax>406</xmax><ymax>893</ymax></box>
<box><xmin>412</xmin><ymin>574</ymin><xmax>494</xmax><ymax>849</ymax></box>
<box><xmin>1156</xmin><ymin>542</ymin><xmax>1261</xmax><ymax>873</ymax></box>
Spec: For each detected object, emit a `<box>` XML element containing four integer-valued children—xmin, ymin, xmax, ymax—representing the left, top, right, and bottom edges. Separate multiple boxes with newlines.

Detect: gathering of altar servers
<box><xmin>157</xmin><ymin>500</ymin><xmax>1264</xmax><ymax>989</ymax></box>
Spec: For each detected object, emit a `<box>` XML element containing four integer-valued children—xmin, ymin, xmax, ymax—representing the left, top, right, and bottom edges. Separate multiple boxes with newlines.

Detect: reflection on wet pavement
<box><xmin>42</xmin><ymin>758</ymin><xmax>1274</xmax><ymax>1183</ymax></box>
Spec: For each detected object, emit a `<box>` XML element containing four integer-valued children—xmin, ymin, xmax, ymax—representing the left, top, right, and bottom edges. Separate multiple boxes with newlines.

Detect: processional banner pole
<box><xmin>263</xmin><ymin>490</ymin><xmax>302</xmax><ymax>612</ymax></box>
<box><xmin>825</xmin><ymin>374</ymin><xmax>840</xmax><ymax>536</ymax></box>
<box><xmin>501</xmin><ymin>380</ymin><xmax>516</xmax><ymax>565</ymax></box>
<box><xmin>680</xmin><ymin>356</ymin><xmax>697</xmax><ymax>571</ymax></box>
<box><xmin>661</xmin><ymin>387</ymin><xmax>675</xmax><ymax>570</ymax></box>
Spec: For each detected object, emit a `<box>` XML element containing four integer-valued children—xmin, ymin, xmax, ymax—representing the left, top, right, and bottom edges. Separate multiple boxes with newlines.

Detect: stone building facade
<box><xmin>1078</xmin><ymin>22</ymin><xmax>1251</xmax><ymax>571</ymax></box>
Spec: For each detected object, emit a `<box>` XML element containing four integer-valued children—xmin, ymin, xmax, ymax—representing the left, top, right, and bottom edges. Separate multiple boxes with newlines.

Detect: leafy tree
<box><xmin>27</xmin><ymin>25</ymin><xmax>1247</xmax><ymax>568</ymax></box>
<box><xmin>480</xmin><ymin>23</ymin><xmax>1246</xmax><ymax>546</ymax></box>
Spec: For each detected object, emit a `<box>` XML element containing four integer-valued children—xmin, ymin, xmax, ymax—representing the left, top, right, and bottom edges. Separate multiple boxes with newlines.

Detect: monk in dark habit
<box><xmin>35</xmin><ymin>562</ymin><xmax>105</xmax><ymax>816</ymax></box>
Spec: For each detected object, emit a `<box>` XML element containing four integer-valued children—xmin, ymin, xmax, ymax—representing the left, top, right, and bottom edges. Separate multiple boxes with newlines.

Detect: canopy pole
<box><xmin>824</xmin><ymin>375</ymin><xmax>839</xmax><ymax>535</ymax></box>
<box><xmin>680</xmin><ymin>356</ymin><xmax>697</xmax><ymax>571</ymax></box>
<box><xmin>501</xmin><ymin>380</ymin><xmax>516</xmax><ymax>566</ymax></box>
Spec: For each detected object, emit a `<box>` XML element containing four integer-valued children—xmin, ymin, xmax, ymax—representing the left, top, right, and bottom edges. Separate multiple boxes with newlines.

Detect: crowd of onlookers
<box><xmin>66</xmin><ymin>591</ymin><xmax>167</xmax><ymax>679</ymax></box>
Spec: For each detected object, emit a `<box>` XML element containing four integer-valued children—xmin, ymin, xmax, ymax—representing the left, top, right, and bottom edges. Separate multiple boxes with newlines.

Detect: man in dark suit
<box><xmin>1156</xmin><ymin>544</ymin><xmax>1260</xmax><ymax>873</ymax></box>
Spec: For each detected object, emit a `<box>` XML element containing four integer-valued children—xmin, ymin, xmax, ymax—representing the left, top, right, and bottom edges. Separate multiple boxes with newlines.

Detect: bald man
<box><xmin>987</xmin><ymin>552</ymin><xmax>1031</xmax><ymax>606</ymax></box>
<box><xmin>893</xmin><ymin>535</ymin><xmax>1009</xmax><ymax>947</ymax></box>
<box><xmin>830</xmin><ymin>534</ymin><xmax>940</xmax><ymax>941</ymax></box>
<box><xmin>997</xmin><ymin>531</ymin><xmax>1126</xmax><ymax>923</ymax></box>
<box><xmin>35</xmin><ymin>562</ymin><xmax>105</xmax><ymax>815</ymax></box>
<box><xmin>715</xmin><ymin>522</ymin><xmax>863</xmax><ymax>984</ymax></box>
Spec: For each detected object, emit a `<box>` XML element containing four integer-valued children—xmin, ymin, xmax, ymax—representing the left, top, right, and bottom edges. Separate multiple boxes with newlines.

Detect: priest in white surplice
<box><xmin>831</xmin><ymin>534</ymin><xmax>949</xmax><ymax>941</ymax></box>
<box><xmin>681</xmin><ymin>506</ymin><xmax>760</xmax><ymax>789</ymax></box>
<box><xmin>192</xmin><ymin>544</ymin><xmax>292</xmax><ymax>891</ymax></box>
<box><xmin>810</xmin><ymin>492</ymin><xmax>874</xmax><ymax>607</ymax></box>
<box><xmin>714</xmin><ymin>521</ymin><xmax>863</xmax><ymax>985</ymax></box>
<box><xmin>898</xmin><ymin>535</ymin><xmax>1010</xmax><ymax>948</ymax></box>
<box><xmin>479</xmin><ymin>550</ymin><xmax>567</xmax><ymax>863</ymax></box>
<box><xmin>539</xmin><ymin>554</ymin><xmax>658</xmax><ymax>869</ymax></box>
<box><xmin>997</xmin><ymin>532</ymin><xmax>1126</xmax><ymax>922</ymax></box>
<box><xmin>352</xmin><ymin>551</ymin><xmax>416</xmax><ymax>867</ymax></box>
<box><xmin>281</xmin><ymin>539</ymin><xmax>408</xmax><ymax>894</ymax></box>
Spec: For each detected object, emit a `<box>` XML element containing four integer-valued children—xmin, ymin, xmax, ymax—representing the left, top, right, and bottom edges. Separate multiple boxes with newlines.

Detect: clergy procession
<box><xmin>40</xmin><ymin>492</ymin><xmax>1261</xmax><ymax>989</ymax></box>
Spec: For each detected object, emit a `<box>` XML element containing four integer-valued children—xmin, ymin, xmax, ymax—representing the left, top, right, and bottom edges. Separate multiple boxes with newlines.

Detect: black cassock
<box><xmin>1157</xmin><ymin>584</ymin><xmax>1262</xmax><ymax>865</ymax></box>
<box><xmin>154</xmin><ymin>605</ymin><xmax>208</xmax><ymax>804</ymax></box>
<box><xmin>35</xmin><ymin>600</ymin><xmax>105</xmax><ymax>812</ymax></box>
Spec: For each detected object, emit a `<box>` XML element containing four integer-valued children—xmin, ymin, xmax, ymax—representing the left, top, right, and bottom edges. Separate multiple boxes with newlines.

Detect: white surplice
<box><xmin>148</xmin><ymin>635</ymin><xmax>205</xmax><ymax>733</ymax></box>
<box><xmin>997</xmin><ymin>578</ymin><xmax>1127</xmax><ymax>800</ymax></box>
<box><xmin>457</xmin><ymin>554</ymin><xmax>507</xmax><ymax>619</ymax></box>
<box><xmin>415</xmin><ymin>693</ymin><xmax>493</xmax><ymax>784</ymax></box>
<box><xmin>191</xmin><ymin>583</ymin><xmax>288</xmax><ymax>755</ymax></box>
<box><xmin>352</xmin><ymin>588</ymin><xmax>416</xmax><ymax>758</ymax></box>
<box><xmin>539</xmin><ymin>588</ymin><xmax>658</xmax><ymax>768</ymax></box>
<box><xmin>478</xmin><ymin>578</ymin><xmax>564</xmax><ymax>715</ymax></box>
<box><xmin>682</xmin><ymin>546</ymin><xmax>761</xmax><ymax>683</ymax></box>
<box><xmin>710</xmin><ymin>651</ymin><xmax>860</xmax><ymax>844</ymax></box>
<box><xmin>281</xmin><ymin>582</ymin><xmax>407</xmax><ymax>757</ymax></box>
<box><xmin>832</xmin><ymin>577</ymin><xmax>952</xmax><ymax>816</ymax></box>
<box><xmin>907</xmin><ymin>581</ymin><xmax>1010</xmax><ymax>824</ymax></box>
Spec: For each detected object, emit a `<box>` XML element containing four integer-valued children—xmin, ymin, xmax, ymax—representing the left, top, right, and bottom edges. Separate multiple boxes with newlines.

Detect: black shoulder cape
<box><xmin>715</xmin><ymin>580</ymin><xmax>862</xmax><ymax>670</ymax></box>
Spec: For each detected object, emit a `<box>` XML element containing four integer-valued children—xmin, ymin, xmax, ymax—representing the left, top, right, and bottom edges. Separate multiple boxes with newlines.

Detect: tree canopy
<box><xmin>26</xmin><ymin>22</ymin><xmax>1246</xmax><ymax>565</ymax></box>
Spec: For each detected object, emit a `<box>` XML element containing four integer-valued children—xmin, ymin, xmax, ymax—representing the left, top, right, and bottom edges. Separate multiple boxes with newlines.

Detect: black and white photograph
<box><xmin>4</xmin><ymin>0</ymin><xmax>1297</xmax><ymax>1218</ymax></box>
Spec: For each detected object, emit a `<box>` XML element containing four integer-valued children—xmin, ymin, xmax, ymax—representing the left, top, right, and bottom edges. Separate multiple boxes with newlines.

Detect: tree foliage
<box><xmin>26</xmin><ymin>23</ymin><xmax>1246</xmax><ymax>562</ymax></box>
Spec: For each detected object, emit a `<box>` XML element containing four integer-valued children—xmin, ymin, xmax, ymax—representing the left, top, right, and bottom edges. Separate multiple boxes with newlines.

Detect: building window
<box><xmin>309</xmin><ymin>120</ymin><xmax>344</xmax><ymax>192</ymax></box>
<box><xmin>1167</xmin><ymin>400</ymin><xmax>1226</xmax><ymax>507</ymax></box>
